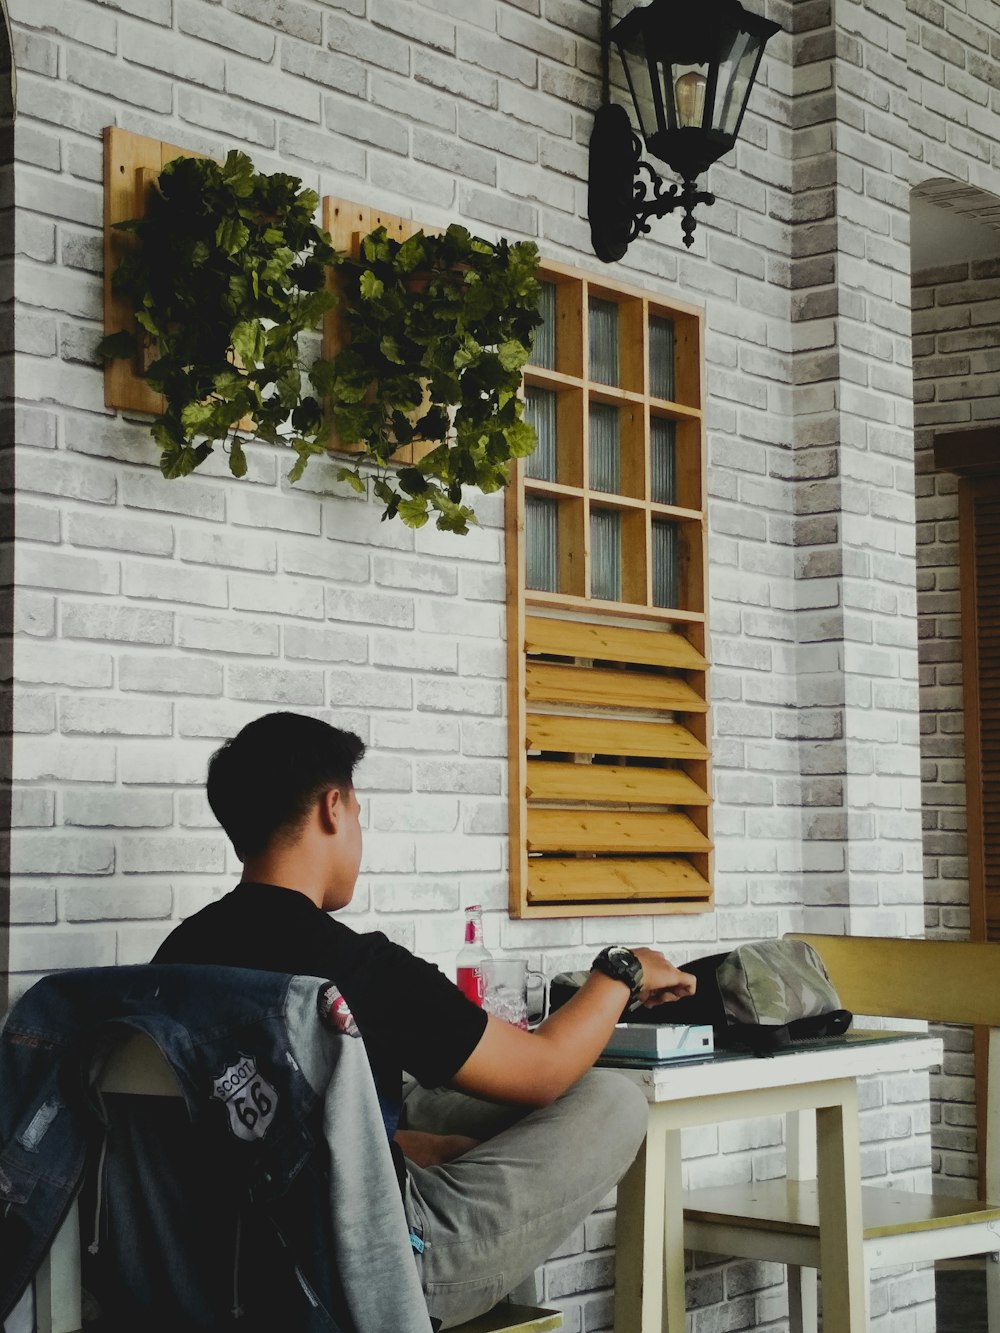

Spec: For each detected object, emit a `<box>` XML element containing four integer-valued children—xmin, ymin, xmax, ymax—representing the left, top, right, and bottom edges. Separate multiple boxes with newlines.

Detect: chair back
<box><xmin>789</xmin><ymin>931</ymin><xmax>1000</xmax><ymax>1201</ymax></box>
<box><xmin>788</xmin><ymin>933</ymin><xmax>1000</xmax><ymax>1028</ymax></box>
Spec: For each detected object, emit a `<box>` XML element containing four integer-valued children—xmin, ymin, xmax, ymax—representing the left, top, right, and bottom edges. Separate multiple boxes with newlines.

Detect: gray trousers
<box><xmin>400</xmin><ymin>1069</ymin><xmax>649</xmax><ymax>1329</ymax></box>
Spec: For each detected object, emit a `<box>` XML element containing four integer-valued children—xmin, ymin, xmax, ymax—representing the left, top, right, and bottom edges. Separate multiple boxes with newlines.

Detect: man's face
<box><xmin>325</xmin><ymin>786</ymin><xmax>363</xmax><ymax>910</ymax></box>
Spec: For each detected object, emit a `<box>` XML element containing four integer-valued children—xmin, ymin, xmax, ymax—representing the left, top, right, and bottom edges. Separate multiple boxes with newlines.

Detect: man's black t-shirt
<box><xmin>152</xmin><ymin>882</ymin><xmax>488</xmax><ymax>1184</ymax></box>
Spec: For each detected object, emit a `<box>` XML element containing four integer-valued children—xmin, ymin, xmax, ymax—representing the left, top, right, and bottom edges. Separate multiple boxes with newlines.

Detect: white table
<box><xmin>610</xmin><ymin>1031</ymin><xmax>943</xmax><ymax>1333</ymax></box>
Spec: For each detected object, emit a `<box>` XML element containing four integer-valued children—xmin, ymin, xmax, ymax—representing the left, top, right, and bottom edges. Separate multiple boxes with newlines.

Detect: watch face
<box><xmin>604</xmin><ymin>947</ymin><xmax>640</xmax><ymax>989</ymax></box>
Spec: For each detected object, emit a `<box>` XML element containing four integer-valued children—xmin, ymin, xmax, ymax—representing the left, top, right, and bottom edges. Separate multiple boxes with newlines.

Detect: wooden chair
<box><xmin>18</xmin><ymin>1034</ymin><xmax>562</xmax><ymax>1333</ymax></box>
<box><xmin>682</xmin><ymin>934</ymin><xmax>1000</xmax><ymax>1333</ymax></box>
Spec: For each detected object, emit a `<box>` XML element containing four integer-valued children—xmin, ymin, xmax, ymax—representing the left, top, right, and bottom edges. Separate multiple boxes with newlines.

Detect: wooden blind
<box><xmin>507</xmin><ymin>262</ymin><xmax>711</xmax><ymax>918</ymax></box>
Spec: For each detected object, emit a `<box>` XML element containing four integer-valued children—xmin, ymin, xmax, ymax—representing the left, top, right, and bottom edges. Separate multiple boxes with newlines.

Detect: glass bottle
<box><xmin>456</xmin><ymin>905</ymin><xmax>492</xmax><ymax>1006</ymax></box>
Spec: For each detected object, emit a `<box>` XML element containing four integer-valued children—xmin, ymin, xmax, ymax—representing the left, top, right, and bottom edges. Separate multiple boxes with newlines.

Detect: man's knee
<box><xmin>564</xmin><ymin>1069</ymin><xmax>648</xmax><ymax>1160</ymax></box>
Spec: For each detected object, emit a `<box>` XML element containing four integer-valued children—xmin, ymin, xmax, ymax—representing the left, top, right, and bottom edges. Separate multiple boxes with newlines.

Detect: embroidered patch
<box><xmin>317</xmin><ymin>983</ymin><xmax>360</xmax><ymax>1038</ymax></box>
<box><xmin>211</xmin><ymin>1055</ymin><xmax>278</xmax><ymax>1143</ymax></box>
<box><xmin>18</xmin><ymin>1098</ymin><xmax>60</xmax><ymax>1152</ymax></box>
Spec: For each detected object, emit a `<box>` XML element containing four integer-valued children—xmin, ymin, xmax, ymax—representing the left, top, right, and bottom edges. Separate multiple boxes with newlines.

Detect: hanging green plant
<box><xmin>97</xmin><ymin>150</ymin><xmax>337</xmax><ymax>484</ymax></box>
<box><xmin>99</xmin><ymin>150</ymin><xmax>542</xmax><ymax>532</ymax></box>
<box><xmin>311</xmin><ymin>223</ymin><xmax>542</xmax><ymax>533</ymax></box>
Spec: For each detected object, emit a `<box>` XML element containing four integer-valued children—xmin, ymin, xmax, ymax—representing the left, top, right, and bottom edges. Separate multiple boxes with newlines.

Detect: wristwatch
<box><xmin>591</xmin><ymin>945</ymin><xmax>644</xmax><ymax>1003</ymax></box>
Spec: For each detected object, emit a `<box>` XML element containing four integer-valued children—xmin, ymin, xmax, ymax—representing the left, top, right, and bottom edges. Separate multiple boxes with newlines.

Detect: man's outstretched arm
<box><xmin>450</xmin><ymin>948</ymin><xmax>695</xmax><ymax>1107</ymax></box>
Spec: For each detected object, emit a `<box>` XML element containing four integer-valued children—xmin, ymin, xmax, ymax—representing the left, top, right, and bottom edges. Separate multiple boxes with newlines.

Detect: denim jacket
<box><xmin>0</xmin><ymin>965</ymin><xmax>431</xmax><ymax>1333</ymax></box>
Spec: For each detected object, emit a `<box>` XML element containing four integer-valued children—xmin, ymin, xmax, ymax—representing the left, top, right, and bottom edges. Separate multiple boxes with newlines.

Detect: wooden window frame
<box><xmin>507</xmin><ymin>260</ymin><xmax>712</xmax><ymax>919</ymax></box>
<box><xmin>933</xmin><ymin>424</ymin><xmax>1000</xmax><ymax>1200</ymax></box>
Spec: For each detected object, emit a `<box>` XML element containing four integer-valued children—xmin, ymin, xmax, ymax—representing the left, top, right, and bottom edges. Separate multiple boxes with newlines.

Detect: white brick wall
<box><xmin>6</xmin><ymin>0</ymin><xmax>1000</xmax><ymax>1324</ymax></box>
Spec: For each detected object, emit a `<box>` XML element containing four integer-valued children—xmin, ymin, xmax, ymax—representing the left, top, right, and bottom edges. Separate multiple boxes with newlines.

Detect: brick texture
<box><xmin>6</xmin><ymin>0</ymin><xmax>1000</xmax><ymax>1324</ymax></box>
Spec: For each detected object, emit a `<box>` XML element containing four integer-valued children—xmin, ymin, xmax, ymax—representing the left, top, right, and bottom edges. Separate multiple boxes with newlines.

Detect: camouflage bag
<box><xmin>547</xmin><ymin>939</ymin><xmax>852</xmax><ymax>1055</ymax></box>
<box><xmin>717</xmin><ymin>939</ymin><xmax>841</xmax><ymax>1029</ymax></box>
<box><xmin>664</xmin><ymin>939</ymin><xmax>853</xmax><ymax>1054</ymax></box>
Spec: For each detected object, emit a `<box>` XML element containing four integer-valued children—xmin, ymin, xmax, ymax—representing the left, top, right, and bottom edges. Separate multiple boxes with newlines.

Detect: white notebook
<box><xmin>601</xmin><ymin>1023</ymin><xmax>714</xmax><ymax>1062</ymax></box>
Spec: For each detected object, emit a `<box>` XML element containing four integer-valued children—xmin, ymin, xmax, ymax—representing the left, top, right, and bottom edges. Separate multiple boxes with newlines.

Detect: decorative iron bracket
<box><xmin>588</xmin><ymin>104</ymin><xmax>714</xmax><ymax>261</ymax></box>
<box><xmin>630</xmin><ymin>146</ymin><xmax>715</xmax><ymax>250</ymax></box>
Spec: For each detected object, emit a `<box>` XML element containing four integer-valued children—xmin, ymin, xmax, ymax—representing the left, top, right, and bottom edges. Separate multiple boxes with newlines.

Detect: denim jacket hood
<box><xmin>0</xmin><ymin>965</ymin><xmax>430</xmax><ymax>1333</ymax></box>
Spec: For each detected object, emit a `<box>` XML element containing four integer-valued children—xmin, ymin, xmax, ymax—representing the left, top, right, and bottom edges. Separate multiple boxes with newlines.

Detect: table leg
<box><xmin>615</xmin><ymin>1111</ymin><xmax>672</xmax><ymax>1333</ymax></box>
<box><xmin>661</xmin><ymin>1124</ymin><xmax>686</xmax><ymax>1333</ymax></box>
<box><xmin>614</xmin><ymin>1109</ymin><xmax>685</xmax><ymax>1333</ymax></box>
<box><xmin>816</xmin><ymin>1083</ymin><xmax>866</xmax><ymax>1333</ymax></box>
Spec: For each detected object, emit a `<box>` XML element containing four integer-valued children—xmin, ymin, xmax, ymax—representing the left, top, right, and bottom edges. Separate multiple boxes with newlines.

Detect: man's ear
<box><xmin>319</xmin><ymin>787</ymin><xmax>344</xmax><ymax>834</ymax></box>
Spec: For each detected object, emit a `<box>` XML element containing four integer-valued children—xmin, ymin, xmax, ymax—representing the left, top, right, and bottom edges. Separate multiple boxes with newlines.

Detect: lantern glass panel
<box><xmin>717</xmin><ymin>29</ymin><xmax>761</xmax><ymax>136</ymax></box>
<box><xmin>615</xmin><ymin>33</ymin><xmax>659</xmax><ymax>140</ymax></box>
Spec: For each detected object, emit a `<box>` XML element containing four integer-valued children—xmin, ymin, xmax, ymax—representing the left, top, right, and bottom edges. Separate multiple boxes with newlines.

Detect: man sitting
<box><xmin>154</xmin><ymin>711</ymin><xmax>696</xmax><ymax>1329</ymax></box>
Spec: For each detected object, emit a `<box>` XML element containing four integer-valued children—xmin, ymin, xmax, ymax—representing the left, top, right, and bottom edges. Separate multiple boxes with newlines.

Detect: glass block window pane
<box><xmin>652</xmin><ymin>520</ymin><xmax>679</xmax><ymax>609</ymax></box>
<box><xmin>524</xmin><ymin>387</ymin><xmax>557</xmax><ymax>481</ymax></box>
<box><xmin>650</xmin><ymin>418</ymin><xmax>676</xmax><ymax>505</ymax></box>
<box><xmin>530</xmin><ymin>281</ymin><xmax>557</xmax><ymax>369</ymax></box>
<box><xmin>589</xmin><ymin>298</ymin><xmax>619</xmax><ymax>386</ymax></box>
<box><xmin>591</xmin><ymin>509</ymin><xmax>621</xmax><ymax>601</ymax></box>
<box><xmin>589</xmin><ymin>402</ymin><xmax>620</xmax><ymax>494</ymax></box>
<box><xmin>525</xmin><ymin>496</ymin><xmax>559</xmax><ymax>592</ymax></box>
<box><xmin>649</xmin><ymin>316</ymin><xmax>675</xmax><ymax>401</ymax></box>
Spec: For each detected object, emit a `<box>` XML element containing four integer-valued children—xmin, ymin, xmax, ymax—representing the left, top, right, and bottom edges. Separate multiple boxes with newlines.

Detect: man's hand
<box><xmin>393</xmin><ymin>1129</ymin><xmax>480</xmax><ymax>1168</ymax></box>
<box><xmin>631</xmin><ymin>948</ymin><xmax>697</xmax><ymax>1007</ymax></box>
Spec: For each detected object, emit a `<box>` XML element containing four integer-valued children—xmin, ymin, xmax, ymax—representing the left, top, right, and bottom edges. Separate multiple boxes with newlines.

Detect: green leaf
<box><xmin>397</xmin><ymin>467</ymin><xmax>429</xmax><ymax>496</ymax></box>
<box><xmin>395</xmin><ymin>234</ymin><xmax>428</xmax><ymax>273</ymax></box>
<box><xmin>287</xmin><ymin>437</ymin><xmax>326</xmax><ymax>483</ymax></box>
<box><xmin>497</xmin><ymin>339</ymin><xmax>529</xmax><ymax>372</ymax></box>
<box><xmin>291</xmin><ymin>396</ymin><xmax>322</xmax><ymax>434</ymax></box>
<box><xmin>453</xmin><ymin>335</ymin><xmax>482</xmax><ymax>370</ymax></box>
<box><xmin>504</xmin><ymin>418</ymin><xmax>538</xmax><ymax>458</ymax></box>
<box><xmin>231</xmin><ymin>319</ymin><xmax>265</xmax><ymax>367</ymax></box>
<box><xmin>379</xmin><ymin>335</ymin><xmax>404</xmax><ymax>364</ymax></box>
<box><xmin>331</xmin><ymin>376</ymin><xmax>370</xmax><ymax>405</ymax></box>
<box><xmin>336</xmin><ymin>466</ymin><xmax>367</xmax><ymax>495</ymax></box>
<box><xmin>180</xmin><ymin>399</ymin><xmax>219</xmax><ymax>435</ymax></box>
<box><xmin>135</xmin><ymin>310</ymin><xmax>160</xmax><ymax>338</ymax></box>
<box><xmin>398</xmin><ymin>495</ymin><xmax>430</xmax><ymax>528</ymax></box>
<box><xmin>220</xmin><ymin>150</ymin><xmax>255</xmax><ymax>196</ymax></box>
<box><xmin>372</xmin><ymin>477</ymin><xmax>397</xmax><ymax>509</ymax></box>
<box><xmin>159</xmin><ymin>440</ymin><xmax>212</xmax><ymax>479</ymax></box>
<box><xmin>95</xmin><ymin>330</ymin><xmax>137</xmax><ymax>363</ymax></box>
<box><xmin>216</xmin><ymin>215</ymin><xmax>250</xmax><ymax>255</ymax></box>
<box><xmin>359</xmin><ymin>270</ymin><xmax>384</xmax><ymax>301</ymax></box>
<box><xmin>229</xmin><ymin>438</ymin><xmax>248</xmax><ymax>478</ymax></box>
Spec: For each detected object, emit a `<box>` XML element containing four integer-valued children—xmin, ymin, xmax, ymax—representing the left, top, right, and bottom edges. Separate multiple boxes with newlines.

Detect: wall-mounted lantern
<box><xmin>589</xmin><ymin>0</ymin><xmax>780</xmax><ymax>261</ymax></box>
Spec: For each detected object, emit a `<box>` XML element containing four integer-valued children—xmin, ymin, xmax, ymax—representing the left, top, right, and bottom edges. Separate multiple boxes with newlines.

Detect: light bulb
<box><xmin>674</xmin><ymin>71</ymin><xmax>707</xmax><ymax>128</ymax></box>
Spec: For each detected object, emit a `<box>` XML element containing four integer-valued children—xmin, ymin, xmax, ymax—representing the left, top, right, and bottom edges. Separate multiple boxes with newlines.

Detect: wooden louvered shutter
<box><xmin>512</xmin><ymin>613</ymin><xmax>711</xmax><ymax>915</ymax></box>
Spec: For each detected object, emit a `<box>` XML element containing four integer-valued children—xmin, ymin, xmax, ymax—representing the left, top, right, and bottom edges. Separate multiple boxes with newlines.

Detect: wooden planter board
<box><xmin>103</xmin><ymin>126</ymin><xmax>209</xmax><ymax>415</ymax></box>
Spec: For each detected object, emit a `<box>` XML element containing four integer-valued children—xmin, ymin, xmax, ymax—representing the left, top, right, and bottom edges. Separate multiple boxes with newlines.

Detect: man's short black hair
<box><xmin>207</xmin><ymin>712</ymin><xmax>366</xmax><ymax>860</ymax></box>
